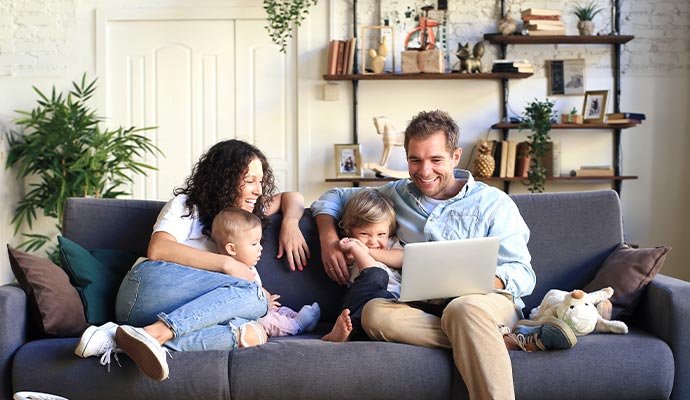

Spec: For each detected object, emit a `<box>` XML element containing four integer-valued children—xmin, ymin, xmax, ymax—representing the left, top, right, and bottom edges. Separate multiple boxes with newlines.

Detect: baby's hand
<box><xmin>263</xmin><ymin>288</ymin><xmax>282</xmax><ymax>309</ymax></box>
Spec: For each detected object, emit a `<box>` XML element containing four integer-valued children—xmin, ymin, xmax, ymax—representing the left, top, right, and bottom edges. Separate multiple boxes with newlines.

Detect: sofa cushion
<box><xmin>584</xmin><ymin>243</ymin><xmax>670</xmax><ymax>320</ymax></box>
<box><xmin>7</xmin><ymin>245</ymin><xmax>87</xmax><ymax>337</ymax></box>
<box><xmin>57</xmin><ymin>236</ymin><xmax>139</xmax><ymax>325</ymax></box>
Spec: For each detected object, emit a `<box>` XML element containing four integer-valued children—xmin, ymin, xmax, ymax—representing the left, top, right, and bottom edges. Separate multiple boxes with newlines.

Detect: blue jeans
<box><xmin>115</xmin><ymin>260</ymin><xmax>268</xmax><ymax>351</ymax></box>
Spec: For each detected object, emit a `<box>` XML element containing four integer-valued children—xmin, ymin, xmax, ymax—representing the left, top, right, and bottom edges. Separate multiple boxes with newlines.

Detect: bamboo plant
<box><xmin>5</xmin><ymin>74</ymin><xmax>160</xmax><ymax>262</ymax></box>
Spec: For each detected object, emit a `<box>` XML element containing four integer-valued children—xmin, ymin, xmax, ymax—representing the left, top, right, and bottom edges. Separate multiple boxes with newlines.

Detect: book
<box><xmin>525</xmin><ymin>23</ymin><xmax>565</xmax><ymax>31</ymax></box>
<box><xmin>493</xmin><ymin>60</ymin><xmax>532</xmax><ymax>68</ymax></box>
<box><xmin>523</xmin><ymin>19</ymin><xmax>564</xmax><ymax>27</ymax></box>
<box><xmin>335</xmin><ymin>40</ymin><xmax>346</xmax><ymax>75</ymax></box>
<box><xmin>606</xmin><ymin>112</ymin><xmax>646</xmax><ymax>121</ymax></box>
<box><xmin>580</xmin><ymin>165</ymin><xmax>613</xmax><ymax>170</ymax></box>
<box><xmin>326</xmin><ymin>40</ymin><xmax>339</xmax><ymax>75</ymax></box>
<box><xmin>522</xmin><ymin>14</ymin><xmax>562</xmax><ymax>21</ymax></box>
<box><xmin>551</xmin><ymin>141</ymin><xmax>561</xmax><ymax>177</ymax></box>
<box><xmin>522</xmin><ymin>8</ymin><xmax>562</xmax><ymax>17</ymax></box>
<box><xmin>493</xmin><ymin>59</ymin><xmax>530</xmax><ymax>64</ymax></box>
<box><xmin>340</xmin><ymin>38</ymin><xmax>352</xmax><ymax>76</ymax></box>
<box><xmin>492</xmin><ymin>140</ymin><xmax>502</xmax><ymax>177</ymax></box>
<box><xmin>505</xmin><ymin>141</ymin><xmax>517</xmax><ymax>178</ymax></box>
<box><xmin>515</xmin><ymin>142</ymin><xmax>531</xmax><ymax>178</ymax></box>
<box><xmin>575</xmin><ymin>168</ymin><xmax>614</xmax><ymax>177</ymax></box>
<box><xmin>607</xmin><ymin>118</ymin><xmax>642</xmax><ymax>124</ymax></box>
<box><xmin>527</xmin><ymin>28</ymin><xmax>566</xmax><ymax>36</ymax></box>
<box><xmin>492</xmin><ymin>65</ymin><xmax>535</xmax><ymax>73</ymax></box>
<box><xmin>500</xmin><ymin>140</ymin><xmax>509</xmax><ymax>178</ymax></box>
<box><xmin>346</xmin><ymin>37</ymin><xmax>357</xmax><ymax>74</ymax></box>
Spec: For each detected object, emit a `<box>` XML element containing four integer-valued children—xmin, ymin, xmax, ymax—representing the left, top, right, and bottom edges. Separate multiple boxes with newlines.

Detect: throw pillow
<box><xmin>7</xmin><ymin>244</ymin><xmax>87</xmax><ymax>337</ymax></box>
<box><xmin>58</xmin><ymin>236</ymin><xmax>140</xmax><ymax>325</ymax></box>
<box><xmin>584</xmin><ymin>243</ymin><xmax>671</xmax><ymax>320</ymax></box>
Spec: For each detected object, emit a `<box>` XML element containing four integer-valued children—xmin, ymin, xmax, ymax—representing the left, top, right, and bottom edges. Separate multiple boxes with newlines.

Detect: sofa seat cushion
<box><xmin>229</xmin><ymin>340</ymin><xmax>455</xmax><ymax>400</ymax></box>
<box><xmin>511</xmin><ymin>328</ymin><xmax>673</xmax><ymax>400</ymax></box>
<box><xmin>12</xmin><ymin>339</ymin><xmax>232</xmax><ymax>400</ymax></box>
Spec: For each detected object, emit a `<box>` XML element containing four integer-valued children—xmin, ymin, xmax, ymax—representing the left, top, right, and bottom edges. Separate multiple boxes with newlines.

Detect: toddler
<box><xmin>212</xmin><ymin>208</ymin><xmax>320</xmax><ymax>338</ymax></box>
<box><xmin>322</xmin><ymin>189</ymin><xmax>402</xmax><ymax>342</ymax></box>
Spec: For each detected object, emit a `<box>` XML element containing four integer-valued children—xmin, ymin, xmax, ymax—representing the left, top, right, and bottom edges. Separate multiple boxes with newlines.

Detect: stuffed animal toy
<box><xmin>529</xmin><ymin>287</ymin><xmax>628</xmax><ymax>336</ymax></box>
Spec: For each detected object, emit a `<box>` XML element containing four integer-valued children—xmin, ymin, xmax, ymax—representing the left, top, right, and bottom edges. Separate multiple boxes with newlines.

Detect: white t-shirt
<box><xmin>153</xmin><ymin>194</ymin><xmax>217</xmax><ymax>253</ymax></box>
<box><xmin>347</xmin><ymin>237</ymin><xmax>403</xmax><ymax>297</ymax></box>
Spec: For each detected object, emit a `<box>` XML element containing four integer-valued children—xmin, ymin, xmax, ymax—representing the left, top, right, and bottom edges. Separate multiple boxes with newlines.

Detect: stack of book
<box><xmin>326</xmin><ymin>38</ymin><xmax>357</xmax><ymax>76</ymax></box>
<box><xmin>521</xmin><ymin>9</ymin><xmax>565</xmax><ymax>36</ymax></box>
<box><xmin>574</xmin><ymin>165</ymin><xmax>614</xmax><ymax>177</ymax></box>
<box><xmin>492</xmin><ymin>59</ymin><xmax>534</xmax><ymax>74</ymax></box>
<box><xmin>605</xmin><ymin>112</ymin><xmax>646</xmax><ymax>124</ymax></box>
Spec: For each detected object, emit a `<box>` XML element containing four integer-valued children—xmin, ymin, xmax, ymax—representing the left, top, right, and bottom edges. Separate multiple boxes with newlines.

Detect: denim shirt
<box><xmin>311</xmin><ymin>169</ymin><xmax>535</xmax><ymax>309</ymax></box>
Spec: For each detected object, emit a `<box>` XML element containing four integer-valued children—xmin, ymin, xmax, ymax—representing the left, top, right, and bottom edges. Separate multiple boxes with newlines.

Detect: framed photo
<box><xmin>582</xmin><ymin>90</ymin><xmax>609</xmax><ymax>122</ymax></box>
<box><xmin>334</xmin><ymin>144</ymin><xmax>363</xmax><ymax>178</ymax></box>
<box><xmin>361</xmin><ymin>26</ymin><xmax>395</xmax><ymax>75</ymax></box>
<box><xmin>547</xmin><ymin>59</ymin><xmax>585</xmax><ymax>96</ymax></box>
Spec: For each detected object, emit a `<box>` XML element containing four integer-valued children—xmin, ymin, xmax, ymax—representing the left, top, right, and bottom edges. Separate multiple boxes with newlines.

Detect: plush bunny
<box><xmin>529</xmin><ymin>287</ymin><xmax>628</xmax><ymax>336</ymax></box>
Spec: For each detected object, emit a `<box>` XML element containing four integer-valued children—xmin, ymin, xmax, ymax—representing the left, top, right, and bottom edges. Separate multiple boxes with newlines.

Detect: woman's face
<box><xmin>237</xmin><ymin>157</ymin><xmax>263</xmax><ymax>212</ymax></box>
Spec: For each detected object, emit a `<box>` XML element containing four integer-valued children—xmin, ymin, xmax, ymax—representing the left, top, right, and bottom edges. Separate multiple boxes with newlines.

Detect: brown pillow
<box><xmin>584</xmin><ymin>243</ymin><xmax>671</xmax><ymax>320</ymax></box>
<box><xmin>7</xmin><ymin>244</ymin><xmax>88</xmax><ymax>337</ymax></box>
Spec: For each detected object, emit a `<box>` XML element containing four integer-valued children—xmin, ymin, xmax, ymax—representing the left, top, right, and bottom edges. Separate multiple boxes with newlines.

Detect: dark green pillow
<box><xmin>58</xmin><ymin>236</ymin><xmax>140</xmax><ymax>325</ymax></box>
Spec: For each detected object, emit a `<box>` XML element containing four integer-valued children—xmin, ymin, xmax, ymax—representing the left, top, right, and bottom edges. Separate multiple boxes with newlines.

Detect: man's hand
<box><xmin>494</xmin><ymin>276</ymin><xmax>505</xmax><ymax>290</ymax></box>
<box><xmin>321</xmin><ymin>235</ymin><xmax>350</xmax><ymax>285</ymax></box>
<box><xmin>277</xmin><ymin>216</ymin><xmax>310</xmax><ymax>272</ymax></box>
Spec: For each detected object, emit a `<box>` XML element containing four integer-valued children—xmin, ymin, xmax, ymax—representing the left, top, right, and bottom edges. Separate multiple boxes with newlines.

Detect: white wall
<box><xmin>1</xmin><ymin>0</ymin><xmax>689</xmax><ymax>284</ymax></box>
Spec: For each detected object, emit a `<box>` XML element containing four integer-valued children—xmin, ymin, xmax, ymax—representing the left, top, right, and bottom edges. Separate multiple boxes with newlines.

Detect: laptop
<box><xmin>397</xmin><ymin>237</ymin><xmax>499</xmax><ymax>302</ymax></box>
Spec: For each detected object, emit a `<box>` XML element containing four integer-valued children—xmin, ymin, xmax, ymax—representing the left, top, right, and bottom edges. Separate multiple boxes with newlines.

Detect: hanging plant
<box><xmin>5</xmin><ymin>74</ymin><xmax>160</xmax><ymax>263</ymax></box>
<box><xmin>520</xmin><ymin>98</ymin><xmax>555</xmax><ymax>193</ymax></box>
<box><xmin>264</xmin><ymin>0</ymin><xmax>318</xmax><ymax>53</ymax></box>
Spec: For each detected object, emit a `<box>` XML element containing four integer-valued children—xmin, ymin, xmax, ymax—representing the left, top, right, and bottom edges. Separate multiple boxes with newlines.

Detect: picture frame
<box><xmin>582</xmin><ymin>90</ymin><xmax>609</xmax><ymax>123</ymax></box>
<box><xmin>361</xmin><ymin>26</ymin><xmax>395</xmax><ymax>75</ymax></box>
<box><xmin>334</xmin><ymin>144</ymin><xmax>363</xmax><ymax>178</ymax></box>
<box><xmin>547</xmin><ymin>59</ymin><xmax>586</xmax><ymax>96</ymax></box>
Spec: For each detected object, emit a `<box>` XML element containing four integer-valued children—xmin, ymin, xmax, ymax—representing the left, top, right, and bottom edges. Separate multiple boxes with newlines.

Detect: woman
<box><xmin>74</xmin><ymin>139</ymin><xmax>309</xmax><ymax>381</ymax></box>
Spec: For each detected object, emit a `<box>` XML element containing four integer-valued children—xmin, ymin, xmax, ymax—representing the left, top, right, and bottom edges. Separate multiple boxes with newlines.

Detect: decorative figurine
<box><xmin>497</xmin><ymin>9</ymin><xmax>518</xmax><ymax>36</ymax></box>
<box><xmin>372</xmin><ymin>116</ymin><xmax>404</xmax><ymax>166</ymax></box>
<box><xmin>473</xmin><ymin>140</ymin><xmax>496</xmax><ymax>177</ymax></box>
<box><xmin>368</xmin><ymin>36</ymin><xmax>390</xmax><ymax>74</ymax></box>
<box><xmin>453</xmin><ymin>42</ymin><xmax>485</xmax><ymax>73</ymax></box>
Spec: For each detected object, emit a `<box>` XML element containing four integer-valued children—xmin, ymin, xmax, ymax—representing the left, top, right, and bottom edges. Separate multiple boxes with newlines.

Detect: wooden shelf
<box><xmin>326</xmin><ymin>176</ymin><xmax>638</xmax><ymax>185</ymax></box>
<box><xmin>484</xmin><ymin>34</ymin><xmax>634</xmax><ymax>45</ymax></box>
<box><xmin>323</xmin><ymin>72</ymin><xmax>533</xmax><ymax>81</ymax></box>
<box><xmin>492</xmin><ymin>122</ymin><xmax>641</xmax><ymax>130</ymax></box>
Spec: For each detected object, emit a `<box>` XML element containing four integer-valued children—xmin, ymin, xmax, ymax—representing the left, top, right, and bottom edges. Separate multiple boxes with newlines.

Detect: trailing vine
<box><xmin>520</xmin><ymin>99</ymin><xmax>555</xmax><ymax>193</ymax></box>
<box><xmin>264</xmin><ymin>0</ymin><xmax>318</xmax><ymax>53</ymax></box>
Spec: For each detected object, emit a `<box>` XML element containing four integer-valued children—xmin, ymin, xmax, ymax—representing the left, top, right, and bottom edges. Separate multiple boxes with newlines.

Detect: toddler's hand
<box><xmin>339</xmin><ymin>237</ymin><xmax>369</xmax><ymax>254</ymax></box>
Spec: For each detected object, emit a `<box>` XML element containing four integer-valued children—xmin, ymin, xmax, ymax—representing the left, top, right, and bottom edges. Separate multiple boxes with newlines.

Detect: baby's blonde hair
<box><xmin>211</xmin><ymin>207</ymin><xmax>262</xmax><ymax>247</ymax></box>
<box><xmin>340</xmin><ymin>189</ymin><xmax>396</xmax><ymax>236</ymax></box>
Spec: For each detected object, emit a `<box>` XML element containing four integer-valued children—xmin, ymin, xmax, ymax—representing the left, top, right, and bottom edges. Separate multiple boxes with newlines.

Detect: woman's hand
<box><xmin>277</xmin><ymin>216</ymin><xmax>310</xmax><ymax>272</ymax></box>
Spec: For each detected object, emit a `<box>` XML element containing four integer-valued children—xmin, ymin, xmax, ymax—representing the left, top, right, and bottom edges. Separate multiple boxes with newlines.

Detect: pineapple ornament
<box><xmin>473</xmin><ymin>140</ymin><xmax>495</xmax><ymax>177</ymax></box>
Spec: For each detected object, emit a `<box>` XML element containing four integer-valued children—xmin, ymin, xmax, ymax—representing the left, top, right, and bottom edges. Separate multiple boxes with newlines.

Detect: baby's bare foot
<box><xmin>322</xmin><ymin>309</ymin><xmax>353</xmax><ymax>342</ymax></box>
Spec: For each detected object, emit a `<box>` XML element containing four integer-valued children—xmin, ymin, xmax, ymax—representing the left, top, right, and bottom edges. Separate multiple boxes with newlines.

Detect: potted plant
<box><xmin>5</xmin><ymin>74</ymin><xmax>160</xmax><ymax>263</ymax></box>
<box><xmin>520</xmin><ymin>98</ymin><xmax>556</xmax><ymax>193</ymax></box>
<box><xmin>264</xmin><ymin>0</ymin><xmax>318</xmax><ymax>53</ymax></box>
<box><xmin>571</xmin><ymin>1</ymin><xmax>604</xmax><ymax>36</ymax></box>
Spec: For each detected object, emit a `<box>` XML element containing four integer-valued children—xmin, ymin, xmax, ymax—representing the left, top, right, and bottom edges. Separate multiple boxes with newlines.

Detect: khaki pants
<box><xmin>362</xmin><ymin>293</ymin><xmax>522</xmax><ymax>400</ymax></box>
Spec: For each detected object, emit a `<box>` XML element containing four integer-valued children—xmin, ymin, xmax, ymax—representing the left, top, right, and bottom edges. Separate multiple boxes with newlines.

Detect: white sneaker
<box><xmin>75</xmin><ymin>322</ymin><xmax>119</xmax><ymax>358</ymax></box>
<box><xmin>115</xmin><ymin>325</ymin><xmax>170</xmax><ymax>381</ymax></box>
<box><xmin>13</xmin><ymin>391</ymin><xmax>68</xmax><ymax>400</ymax></box>
<box><xmin>75</xmin><ymin>322</ymin><xmax>122</xmax><ymax>371</ymax></box>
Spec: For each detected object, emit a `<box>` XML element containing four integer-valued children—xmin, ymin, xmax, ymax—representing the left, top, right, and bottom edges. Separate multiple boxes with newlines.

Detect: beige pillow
<box><xmin>7</xmin><ymin>245</ymin><xmax>88</xmax><ymax>337</ymax></box>
<box><xmin>584</xmin><ymin>243</ymin><xmax>671</xmax><ymax>320</ymax></box>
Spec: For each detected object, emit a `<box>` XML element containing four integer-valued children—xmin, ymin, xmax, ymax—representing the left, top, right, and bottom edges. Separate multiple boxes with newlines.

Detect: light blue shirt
<box><xmin>311</xmin><ymin>169</ymin><xmax>536</xmax><ymax>309</ymax></box>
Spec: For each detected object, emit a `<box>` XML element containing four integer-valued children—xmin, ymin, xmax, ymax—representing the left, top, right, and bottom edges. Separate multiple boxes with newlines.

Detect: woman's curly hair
<box><xmin>174</xmin><ymin>139</ymin><xmax>277</xmax><ymax>236</ymax></box>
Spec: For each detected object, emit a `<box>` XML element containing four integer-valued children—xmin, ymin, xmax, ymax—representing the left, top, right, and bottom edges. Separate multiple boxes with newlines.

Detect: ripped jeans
<box><xmin>115</xmin><ymin>260</ymin><xmax>268</xmax><ymax>351</ymax></box>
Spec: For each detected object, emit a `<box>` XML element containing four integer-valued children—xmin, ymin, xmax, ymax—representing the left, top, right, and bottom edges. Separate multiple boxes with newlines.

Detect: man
<box><xmin>311</xmin><ymin>110</ymin><xmax>575</xmax><ymax>400</ymax></box>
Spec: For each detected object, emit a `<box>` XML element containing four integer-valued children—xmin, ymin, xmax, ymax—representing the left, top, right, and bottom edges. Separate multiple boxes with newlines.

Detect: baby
<box><xmin>211</xmin><ymin>208</ymin><xmax>320</xmax><ymax>338</ymax></box>
<box><xmin>322</xmin><ymin>189</ymin><xmax>402</xmax><ymax>342</ymax></box>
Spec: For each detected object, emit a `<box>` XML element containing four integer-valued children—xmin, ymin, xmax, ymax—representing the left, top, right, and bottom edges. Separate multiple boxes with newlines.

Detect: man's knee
<box><xmin>361</xmin><ymin>298</ymin><xmax>396</xmax><ymax>338</ymax></box>
<box><xmin>442</xmin><ymin>296</ymin><xmax>491</xmax><ymax>323</ymax></box>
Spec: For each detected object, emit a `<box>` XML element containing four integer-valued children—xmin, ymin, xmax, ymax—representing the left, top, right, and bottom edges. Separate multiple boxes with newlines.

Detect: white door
<box><xmin>99</xmin><ymin>8</ymin><xmax>296</xmax><ymax>200</ymax></box>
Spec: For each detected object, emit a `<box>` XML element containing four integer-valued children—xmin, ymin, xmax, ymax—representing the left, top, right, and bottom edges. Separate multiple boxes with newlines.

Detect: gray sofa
<box><xmin>1</xmin><ymin>190</ymin><xmax>688</xmax><ymax>399</ymax></box>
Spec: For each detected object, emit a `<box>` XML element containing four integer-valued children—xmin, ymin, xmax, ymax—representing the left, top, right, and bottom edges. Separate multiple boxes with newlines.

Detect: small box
<box><xmin>561</xmin><ymin>113</ymin><xmax>584</xmax><ymax>124</ymax></box>
<box><xmin>401</xmin><ymin>49</ymin><xmax>445</xmax><ymax>74</ymax></box>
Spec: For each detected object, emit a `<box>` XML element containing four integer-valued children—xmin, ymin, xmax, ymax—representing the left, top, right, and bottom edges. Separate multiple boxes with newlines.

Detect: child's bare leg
<box><xmin>237</xmin><ymin>321</ymin><xmax>268</xmax><ymax>348</ymax></box>
<box><xmin>322</xmin><ymin>309</ymin><xmax>353</xmax><ymax>342</ymax></box>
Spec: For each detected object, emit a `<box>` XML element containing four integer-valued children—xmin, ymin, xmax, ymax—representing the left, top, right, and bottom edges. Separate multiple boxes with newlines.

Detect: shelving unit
<box><xmin>325</xmin><ymin>0</ymin><xmax>638</xmax><ymax>194</ymax></box>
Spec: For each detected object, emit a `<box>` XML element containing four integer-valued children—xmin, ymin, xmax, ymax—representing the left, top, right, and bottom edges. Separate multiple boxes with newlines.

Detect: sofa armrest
<box><xmin>635</xmin><ymin>274</ymin><xmax>690</xmax><ymax>400</ymax></box>
<box><xmin>0</xmin><ymin>284</ymin><xmax>29</xmax><ymax>399</ymax></box>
